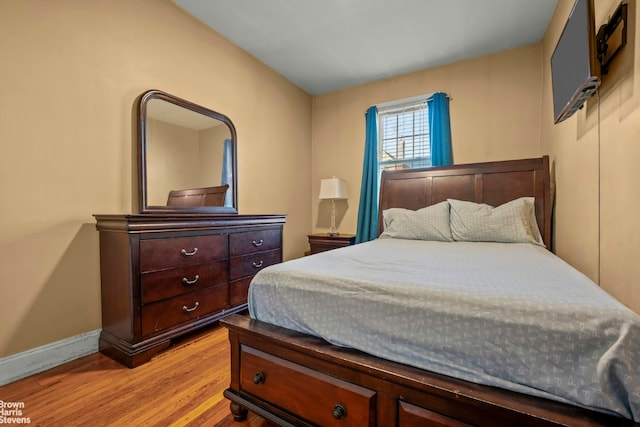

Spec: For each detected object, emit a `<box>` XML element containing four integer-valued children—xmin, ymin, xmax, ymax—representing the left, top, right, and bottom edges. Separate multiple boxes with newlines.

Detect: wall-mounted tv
<box><xmin>551</xmin><ymin>0</ymin><xmax>601</xmax><ymax>124</ymax></box>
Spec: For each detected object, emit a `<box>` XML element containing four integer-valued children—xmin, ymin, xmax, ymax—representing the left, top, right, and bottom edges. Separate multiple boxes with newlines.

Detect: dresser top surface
<box><xmin>94</xmin><ymin>213</ymin><xmax>286</xmax><ymax>233</ymax></box>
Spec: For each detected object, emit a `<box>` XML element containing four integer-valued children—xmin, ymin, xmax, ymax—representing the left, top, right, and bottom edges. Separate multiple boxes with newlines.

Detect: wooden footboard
<box><xmin>221</xmin><ymin>315</ymin><xmax>636</xmax><ymax>427</ymax></box>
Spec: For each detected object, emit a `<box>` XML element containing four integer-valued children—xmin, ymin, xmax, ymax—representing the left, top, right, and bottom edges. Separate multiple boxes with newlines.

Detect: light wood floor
<box><xmin>0</xmin><ymin>323</ymin><xmax>276</xmax><ymax>426</ymax></box>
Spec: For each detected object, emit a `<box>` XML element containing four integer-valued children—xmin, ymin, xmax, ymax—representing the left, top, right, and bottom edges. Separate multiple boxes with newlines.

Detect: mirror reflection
<box><xmin>138</xmin><ymin>90</ymin><xmax>237</xmax><ymax>214</ymax></box>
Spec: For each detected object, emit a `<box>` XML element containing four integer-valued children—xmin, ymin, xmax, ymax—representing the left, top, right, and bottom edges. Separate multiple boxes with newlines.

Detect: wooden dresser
<box><xmin>94</xmin><ymin>213</ymin><xmax>285</xmax><ymax>368</ymax></box>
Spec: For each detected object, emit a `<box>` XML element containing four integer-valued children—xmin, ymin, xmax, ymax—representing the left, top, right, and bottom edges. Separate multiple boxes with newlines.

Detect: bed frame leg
<box><xmin>230</xmin><ymin>401</ymin><xmax>248</xmax><ymax>421</ymax></box>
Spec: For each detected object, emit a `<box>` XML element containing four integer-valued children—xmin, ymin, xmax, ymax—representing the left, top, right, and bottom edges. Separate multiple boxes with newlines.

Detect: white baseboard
<box><xmin>0</xmin><ymin>329</ymin><xmax>101</xmax><ymax>386</ymax></box>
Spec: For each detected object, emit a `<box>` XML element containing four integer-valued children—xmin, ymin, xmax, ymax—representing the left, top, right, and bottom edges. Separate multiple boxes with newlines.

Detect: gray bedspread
<box><xmin>248</xmin><ymin>239</ymin><xmax>640</xmax><ymax>421</ymax></box>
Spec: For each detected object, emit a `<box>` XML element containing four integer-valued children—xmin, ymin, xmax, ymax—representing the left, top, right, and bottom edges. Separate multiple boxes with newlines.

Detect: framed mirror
<box><xmin>137</xmin><ymin>90</ymin><xmax>238</xmax><ymax>214</ymax></box>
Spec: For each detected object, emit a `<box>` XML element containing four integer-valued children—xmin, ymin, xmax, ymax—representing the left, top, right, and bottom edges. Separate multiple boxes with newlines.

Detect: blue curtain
<box><xmin>221</xmin><ymin>138</ymin><xmax>233</xmax><ymax>207</ymax></box>
<box><xmin>355</xmin><ymin>106</ymin><xmax>379</xmax><ymax>244</ymax></box>
<box><xmin>428</xmin><ymin>93</ymin><xmax>453</xmax><ymax>166</ymax></box>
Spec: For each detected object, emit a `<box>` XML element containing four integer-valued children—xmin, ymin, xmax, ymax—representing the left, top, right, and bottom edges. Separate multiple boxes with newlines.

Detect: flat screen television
<box><xmin>551</xmin><ymin>0</ymin><xmax>601</xmax><ymax>124</ymax></box>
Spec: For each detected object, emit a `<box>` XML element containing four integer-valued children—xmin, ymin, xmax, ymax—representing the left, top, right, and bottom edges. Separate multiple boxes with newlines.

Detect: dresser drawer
<box><xmin>398</xmin><ymin>401</ymin><xmax>473</xmax><ymax>427</ymax></box>
<box><xmin>141</xmin><ymin>284</ymin><xmax>229</xmax><ymax>336</ymax></box>
<box><xmin>229</xmin><ymin>229</ymin><xmax>281</xmax><ymax>257</ymax></box>
<box><xmin>141</xmin><ymin>260</ymin><xmax>228</xmax><ymax>304</ymax></box>
<box><xmin>230</xmin><ymin>249</ymin><xmax>280</xmax><ymax>281</ymax></box>
<box><xmin>241</xmin><ymin>346</ymin><xmax>375</xmax><ymax>426</ymax></box>
<box><xmin>229</xmin><ymin>277</ymin><xmax>252</xmax><ymax>306</ymax></box>
<box><xmin>140</xmin><ymin>234</ymin><xmax>228</xmax><ymax>272</ymax></box>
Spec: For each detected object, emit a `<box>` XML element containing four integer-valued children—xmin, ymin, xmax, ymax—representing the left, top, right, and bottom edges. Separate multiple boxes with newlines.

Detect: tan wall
<box><xmin>541</xmin><ymin>0</ymin><xmax>640</xmax><ymax>313</ymax></box>
<box><xmin>311</xmin><ymin>44</ymin><xmax>544</xmax><ymax>236</ymax></box>
<box><xmin>147</xmin><ymin>119</ymin><xmax>200</xmax><ymax>205</ymax></box>
<box><xmin>0</xmin><ymin>0</ymin><xmax>312</xmax><ymax>357</ymax></box>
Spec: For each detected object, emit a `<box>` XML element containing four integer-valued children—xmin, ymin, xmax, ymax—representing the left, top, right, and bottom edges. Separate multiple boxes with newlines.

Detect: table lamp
<box><xmin>319</xmin><ymin>177</ymin><xmax>348</xmax><ymax>236</ymax></box>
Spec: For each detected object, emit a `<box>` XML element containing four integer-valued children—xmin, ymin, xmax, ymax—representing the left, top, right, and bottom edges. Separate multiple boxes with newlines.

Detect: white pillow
<box><xmin>380</xmin><ymin>201</ymin><xmax>453</xmax><ymax>242</ymax></box>
<box><xmin>448</xmin><ymin>197</ymin><xmax>544</xmax><ymax>246</ymax></box>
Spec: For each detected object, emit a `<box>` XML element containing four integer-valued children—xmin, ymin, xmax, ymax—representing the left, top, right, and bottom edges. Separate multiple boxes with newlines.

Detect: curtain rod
<box><xmin>373</xmin><ymin>92</ymin><xmax>452</xmax><ymax>111</ymax></box>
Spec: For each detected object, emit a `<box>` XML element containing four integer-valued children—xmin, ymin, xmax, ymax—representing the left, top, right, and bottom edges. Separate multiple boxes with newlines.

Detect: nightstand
<box><xmin>307</xmin><ymin>233</ymin><xmax>356</xmax><ymax>255</ymax></box>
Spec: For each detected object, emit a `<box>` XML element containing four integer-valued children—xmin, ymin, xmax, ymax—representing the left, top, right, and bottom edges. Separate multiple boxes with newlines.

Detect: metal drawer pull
<box><xmin>182</xmin><ymin>275</ymin><xmax>199</xmax><ymax>285</ymax></box>
<box><xmin>252</xmin><ymin>260</ymin><xmax>264</xmax><ymax>268</ymax></box>
<box><xmin>252</xmin><ymin>239</ymin><xmax>264</xmax><ymax>247</ymax></box>
<box><xmin>253</xmin><ymin>372</ymin><xmax>265</xmax><ymax>385</ymax></box>
<box><xmin>182</xmin><ymin>302</ymin><xmax>199</xmax><ymax>313</ymax></box>
<box><xmin>180</xmin><ymin>247</ymin><xmax>198</xmax><ymax>256</ymax></box>
<box><xmin>332</xmin><ymin>404</ymin><xmax>346</xmax><ymax>420</ymax></box>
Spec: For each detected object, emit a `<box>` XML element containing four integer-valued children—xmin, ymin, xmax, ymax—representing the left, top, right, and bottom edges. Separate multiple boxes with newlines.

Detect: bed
<box><xmin>221</xmin><ymin>156</ymin><xmax>640</xmax><ymax>426</ymax></box>
<box><xmin>166</xmin><ymin>184</ymin><xmax>229</xmax><ymax>207</ymax></box>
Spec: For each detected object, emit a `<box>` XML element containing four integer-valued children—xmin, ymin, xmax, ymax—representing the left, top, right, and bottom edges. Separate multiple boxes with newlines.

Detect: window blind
<box><xmin>378</xmin><ymin>100</ymin><xmax>430</xmax><ymax>171</ymax></box>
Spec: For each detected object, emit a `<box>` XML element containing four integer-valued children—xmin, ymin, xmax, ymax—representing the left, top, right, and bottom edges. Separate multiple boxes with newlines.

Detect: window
<box><xmin>378</xmin><ymin>100</ymin><xmax>430</xmax><ymax>172</ymax></box>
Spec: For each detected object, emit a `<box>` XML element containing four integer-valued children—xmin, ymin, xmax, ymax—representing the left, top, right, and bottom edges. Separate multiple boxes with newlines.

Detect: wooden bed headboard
<box><xmin>378</xmin><ymin>156</ymin><xmax>551</xmax><ymax>247</ymax></box>
<box><xmin>166</xmin><ymin>184</ymin><xmax>229</xmax><ymax>207</ymax></box>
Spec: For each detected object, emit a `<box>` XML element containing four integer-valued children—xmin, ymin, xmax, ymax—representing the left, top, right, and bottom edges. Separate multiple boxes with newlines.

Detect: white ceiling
<box><xmin>172</xmin><ymin>0</ymin><xmax>558</xmax><ymax>95</ymax></box>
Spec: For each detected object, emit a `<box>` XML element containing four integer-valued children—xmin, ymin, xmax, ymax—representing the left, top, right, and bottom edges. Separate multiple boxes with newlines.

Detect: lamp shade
<box><xmin>319</xmin><ymin>177</ymin><xmax>348</xmax><ymax>200</ymax></box>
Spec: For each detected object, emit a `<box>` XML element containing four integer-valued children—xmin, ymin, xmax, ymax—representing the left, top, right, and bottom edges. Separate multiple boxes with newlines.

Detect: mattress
<box><xmin>248</xmin><ymin>239</ymin><xmax>640</xmax><ymax>421</ymax></box>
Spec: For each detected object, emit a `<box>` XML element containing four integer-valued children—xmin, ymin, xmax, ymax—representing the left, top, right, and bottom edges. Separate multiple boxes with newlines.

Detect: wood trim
<box><xmin>94</xmin><ymin>214</ymin><xmax>287</xmax><ymax>233</ymax></box>
<box><xmin>0</xmin><ymin>329</ymin><xmax>100</xmax><ymax>386</ymax></box>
